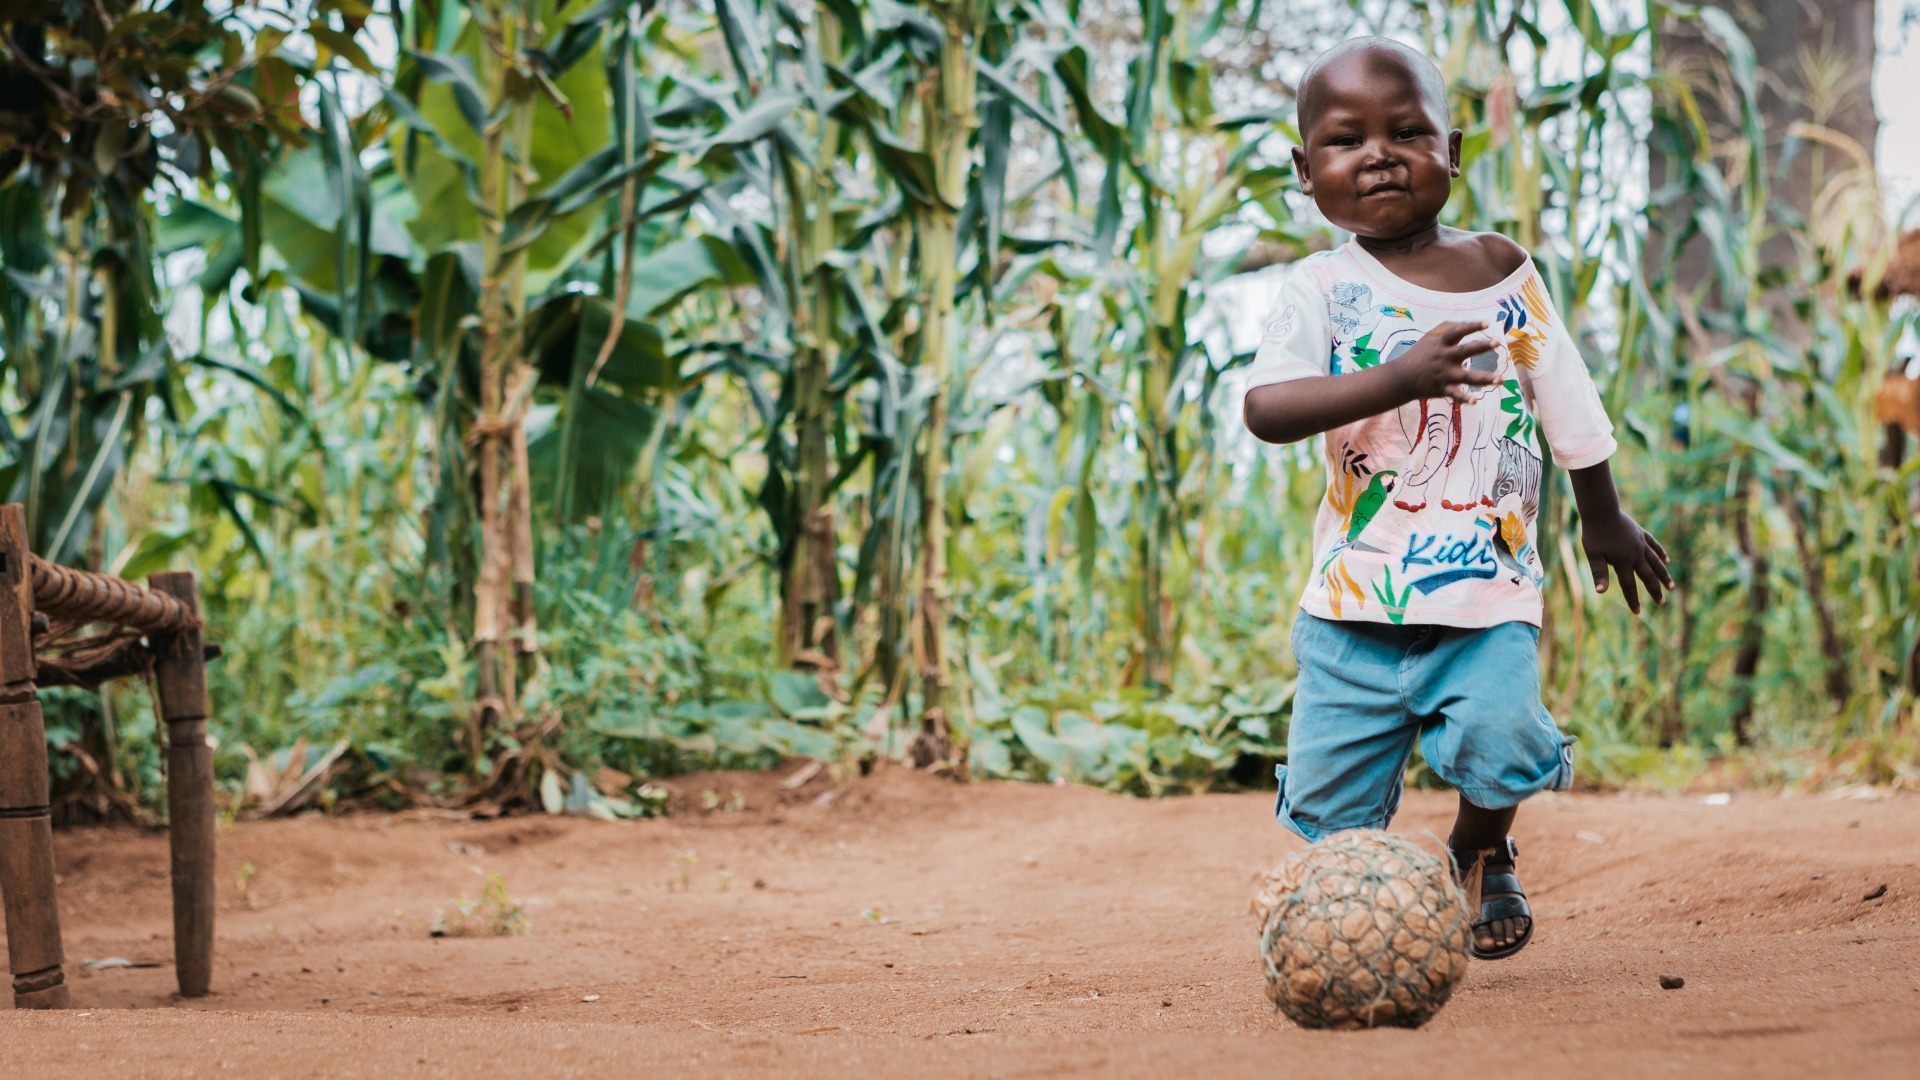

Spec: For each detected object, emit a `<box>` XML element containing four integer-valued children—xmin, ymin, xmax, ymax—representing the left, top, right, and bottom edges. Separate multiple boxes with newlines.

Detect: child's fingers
<box><xmin>1590</xmin><ymin>558</ymin><xmax>1611</xmax><ymax>596</ymax></box>
<box><xmin>1616</xmin><ymin>563</ymin><xmax>1642</xmax><ymax>614</ymax></box>
<box><xmin>1645</xmin><ymin>539</ymin><xmax>1675</xmax><ymax>589</ymax></box>
<box><xmin>1432</xmin><ymin>320</ymin><xmax>1492</xmax><ymax>345</ymax></box>
<box><xmin>1441</xmin><ymin>338</ymin><xmax>1497</xmax><ymax>364</ymax></box>
<box><xmin>1647</xmin><ymin>534</ymin><xmax>1671</xmax><ymax>567</ymax></box>
<box><xmin>1436</xmin><ymin>352</ymin><xmax>1500</xmax><ymax>381</ymax></box>
<box><xmin>1635</xmin><ymin>557</ymin><xmax>1666</xmax><ymax>606</ymax></box>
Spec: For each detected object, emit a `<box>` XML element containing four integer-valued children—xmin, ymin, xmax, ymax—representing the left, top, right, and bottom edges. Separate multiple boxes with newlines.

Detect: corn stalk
<box><xmin>1047</xmin><ymin>0</ymin><xmax>1293</xmax><ymax>691</ymax></box>
<box><xmin>901</xmin><ymin>0</ymin><xmax>978</xmax><ymax>766</ymax></box>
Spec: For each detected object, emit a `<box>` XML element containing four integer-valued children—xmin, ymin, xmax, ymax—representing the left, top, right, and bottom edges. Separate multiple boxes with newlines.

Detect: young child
<box><xmin>1240</xmin><ymin>38</ymin><xmax>1673</xmax><ymax>959</ymax></box>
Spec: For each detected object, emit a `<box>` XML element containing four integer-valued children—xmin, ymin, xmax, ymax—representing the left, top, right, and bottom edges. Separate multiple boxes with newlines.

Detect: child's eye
<box><xmin>1394</xmin><ymin>128</ymin><xmax>1426</xmax><ymax>141</ymax></box>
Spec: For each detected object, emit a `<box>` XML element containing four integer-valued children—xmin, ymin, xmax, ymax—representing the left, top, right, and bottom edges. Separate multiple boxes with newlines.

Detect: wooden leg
<box><xmin>0</xmin><ymin>812</ymin><xmax>70</xmax><ymax>1010</ymax></box>
<box><xmin>0</xmin><ymin>504</ymin><xmax>68</xmax><ymax>1009</ymax></box>
<box><xmin>148</xmin><ymin>571</ymin><xmax>215</xmax><ymax>999</ymax></box>
<box><xmin>0</xmin><ymin>708</ymin><xmax>69</xmax><ymax>1011</ymax></box>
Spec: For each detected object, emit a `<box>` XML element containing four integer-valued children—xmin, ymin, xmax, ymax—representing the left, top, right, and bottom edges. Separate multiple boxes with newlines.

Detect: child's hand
<box><xmin>1581</xmin><ymin>511</ymin><xmax>1672</xmax><ymax>614</ymax></box>
<box><xmin>1393</xmin><ymin>321</ymin><xmax>1503</xmax><ymax>403</ymax></box>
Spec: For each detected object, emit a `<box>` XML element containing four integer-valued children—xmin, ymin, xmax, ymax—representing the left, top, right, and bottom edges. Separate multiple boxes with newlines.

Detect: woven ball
<box><xmin>1255</xmin><ymin>830</ymin><xmax>1472</xmax><ymax>1030</ymax></box>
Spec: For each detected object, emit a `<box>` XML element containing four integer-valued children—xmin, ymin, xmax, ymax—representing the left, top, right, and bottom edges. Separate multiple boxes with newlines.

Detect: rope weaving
<box><xmin>28</xmin><ymin>554</ymin><xmax>198</xmax><ymax>633</ymax></box>
<box><xmin>34</xmin><ymin>631</ymin><xmax>153</xmax><ymax>689</ymax></box>
<box><xmin>1256</xmin><ymin>830</ymin><xmax>1472</xmax><ymax>1030</ymax></box>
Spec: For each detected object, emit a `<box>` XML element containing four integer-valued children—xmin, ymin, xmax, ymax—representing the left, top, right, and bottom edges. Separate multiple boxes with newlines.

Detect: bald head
<box><xmin>1296</xmin><ymin>37</ymin><xmax>1449</xmax><ymax>142</ymax></box>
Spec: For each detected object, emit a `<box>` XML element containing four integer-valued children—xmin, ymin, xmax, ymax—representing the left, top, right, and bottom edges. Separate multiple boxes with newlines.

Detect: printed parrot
<box><xmin>1346</xmin><ymin>470</ymin><xmax>1398</xmax><ymax>550</ymax></box>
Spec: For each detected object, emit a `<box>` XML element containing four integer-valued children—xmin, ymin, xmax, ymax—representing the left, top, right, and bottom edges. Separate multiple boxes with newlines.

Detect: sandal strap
<box><xmin>1450</xmin><ymin>837</ymin><xmax>1519</xmax><ymax>877</ymax></box>
<box><xmin>1483</xmin><ymin>836</ymin><xmax>1519</xmax><ymax>869</ymax></box>
<box><xmin>1464</xmin><ymin>836</ymin><xmax>1534</xmax><ymax>961</ymax></box>
<box><xmin>1451</xmin><ymin>836</ymin><xmax>1524</xmax><ymax>917</ymax></box>
<box><xmin>1478</xmin><ymin>893</ymin><xmax>1530</xmax><ymax>922</ymax></box>
<box><xmin>1480</xmin><ymin>869</ymin><xmax>1525</xmax><ymax>899</ymax></box>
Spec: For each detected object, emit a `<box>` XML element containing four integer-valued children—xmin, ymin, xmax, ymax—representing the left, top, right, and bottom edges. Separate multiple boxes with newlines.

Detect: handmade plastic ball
<box><xmin>1254</xmin><ymin>830</ymin><xmax>1472</xmax><ymax>1030</ymax></box>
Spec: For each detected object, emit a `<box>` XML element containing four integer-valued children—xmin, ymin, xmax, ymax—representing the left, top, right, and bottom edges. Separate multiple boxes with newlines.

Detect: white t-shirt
<box><xmin>1238</xmin><ymin>242</ymin><xmax>1616</xmax><ymax>628</ymax></box>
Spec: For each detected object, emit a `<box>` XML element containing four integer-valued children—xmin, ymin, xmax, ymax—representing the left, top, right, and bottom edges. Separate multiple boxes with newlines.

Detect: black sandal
<box><xmin>1453</xmin><ymin>837</ymin><xmax>1534</xmax><ymax>961</ymax></box>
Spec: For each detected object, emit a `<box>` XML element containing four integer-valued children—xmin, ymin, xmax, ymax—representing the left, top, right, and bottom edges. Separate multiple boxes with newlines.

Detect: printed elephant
<box><xmin>1393</xmin><ymin>347</ymin><xmax>1504</xmax><ymax>512</ymax></box>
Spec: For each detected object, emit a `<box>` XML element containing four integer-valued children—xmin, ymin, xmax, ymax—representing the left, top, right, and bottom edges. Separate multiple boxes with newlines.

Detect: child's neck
<box><xmin>1353</xmin><ymin>221</ymin><xmax>1444</xmax><ymax>262</ymax></box>
<box><xmin>1347</xmin><ymin>222</ymin><xmax>1516</xmax><ymax>294</ymax></box>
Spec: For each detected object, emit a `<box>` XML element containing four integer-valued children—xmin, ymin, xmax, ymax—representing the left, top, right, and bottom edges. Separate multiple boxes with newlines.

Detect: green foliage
<box><xmin>8</xmin><ymin>0</ymin><xmax>1917</xmax><ymax>815</ymax></box>
<box><xmin>0</xmin><ymin>0</ymin><xmax>330</xmax><ymax>563</ymax></box>
<box><xmin>966</xmin><ymin>674</ymin><xmax>1292</xmax><ymax>796</ymax></box>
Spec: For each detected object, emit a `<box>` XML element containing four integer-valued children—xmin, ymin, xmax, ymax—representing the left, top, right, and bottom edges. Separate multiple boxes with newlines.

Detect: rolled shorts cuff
<box><xmin>1272</xmin><ymin>763</ymin><xmax>1394</xmax><ymax>843</ymax></box>
<box><xmin>1442</xmin><ymin>735</ymin><xmax>1577</xmax><ymax>811</ymax></box>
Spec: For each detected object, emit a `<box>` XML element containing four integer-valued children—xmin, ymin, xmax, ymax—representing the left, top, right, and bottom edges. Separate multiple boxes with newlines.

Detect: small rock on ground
<box><xmin>1659</xmin><ymin>974</ymin><xmax>1685</xmax><ymax>990</ymax></box>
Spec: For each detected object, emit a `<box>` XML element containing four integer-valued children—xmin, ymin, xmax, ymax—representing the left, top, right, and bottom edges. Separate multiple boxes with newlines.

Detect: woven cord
<box><xmin>28</xmin><ymin>555</ymin><xmax>198</xmax><ymax>633</ymax></box>
<box><xmin>1258</xmin><ymin>831</ymin><xmax>1472</xmax><ymax>1029</ymax></box>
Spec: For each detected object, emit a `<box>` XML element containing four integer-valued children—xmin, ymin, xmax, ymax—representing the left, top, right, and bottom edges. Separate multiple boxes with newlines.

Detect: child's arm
<box><xmin>1503</xmin><ymin>266</ymin><xmax>1673</xmax><ymax>615</ymax></box>
<box><xmin>1568</xmin><ymin>462</ymin><xmax>1672</xmax><ymax>614</ymax></box>
<box><xmin>1244</xmin><ymin>321</ymin><xmax>1502</xmax><ymax>444</ymax></box>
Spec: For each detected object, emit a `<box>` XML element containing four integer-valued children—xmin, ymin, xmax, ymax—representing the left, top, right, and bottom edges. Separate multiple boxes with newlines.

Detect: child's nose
<box><xmin>1359</xmin><ymin>138</ymin><xmax>1399</xmax><ymax>168</ymax></box>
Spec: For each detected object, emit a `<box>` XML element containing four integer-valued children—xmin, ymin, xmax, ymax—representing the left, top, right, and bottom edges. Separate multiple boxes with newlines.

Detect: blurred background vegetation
<box><xmin>2</xmin><ymin>0</ymin><xmax>1916</xmax><ymax>821</ymax></box>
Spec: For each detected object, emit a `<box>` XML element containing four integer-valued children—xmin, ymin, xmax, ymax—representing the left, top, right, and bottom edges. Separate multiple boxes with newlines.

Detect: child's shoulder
<box><xmin>1283</xmin><ymin>245</ymin><xmax>1359</xmax><ymax>290</ymax></box>
<box><xmin>1451</xmin><ymin>228</ymin><xmax>1531</xmax><ymax>278</ymax></box>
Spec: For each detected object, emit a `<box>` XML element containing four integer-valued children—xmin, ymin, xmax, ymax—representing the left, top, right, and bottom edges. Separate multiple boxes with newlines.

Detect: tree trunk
<box><xmin>504</xmin><ymin>6</ymin><xmax>541</xmax><ymax>686</ymax></box>
<box><xmin>780</xmin><ymin>7</ymin><xmax>845</xmax><ymax>670</ymax></box>
<box><xmin>471</xmin><ymin>34</ymin><xmax>510</xmax><ymax>757</ymax></box>
<box><xmin>1651</xmin><ymin>0</ymin><xmax>1878</xmax><ymax>746</ymax></box>
<box><xmin>1654</xmin><ymin>0</ymin><xmax>1879</xmax><ymax>289</ymax></box>
<box><xmin>469</xmin><ymin>0</ymin><xmax>540</xmax><ymax>765</ymax></box>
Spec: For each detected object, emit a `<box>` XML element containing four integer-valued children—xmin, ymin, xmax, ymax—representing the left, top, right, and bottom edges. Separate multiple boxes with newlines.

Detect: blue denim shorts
<box><xmin>1275</xmin><ymin>613</ymin><xmax>1575</xmax><ymax>842</ymax></box>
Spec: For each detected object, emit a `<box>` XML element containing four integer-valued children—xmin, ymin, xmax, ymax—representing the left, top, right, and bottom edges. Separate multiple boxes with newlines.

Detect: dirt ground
<box><xmin>2</xmin><ymin>764</ymin><xmax>1917</xmax><ymax>1078</ymax></box>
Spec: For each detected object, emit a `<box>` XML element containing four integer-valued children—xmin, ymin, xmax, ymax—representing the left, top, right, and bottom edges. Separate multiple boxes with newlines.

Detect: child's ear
<box><xmin>1291</xmin><ymin>143</ymin><xmax>1314</xmax><ymax>195</ymax></box>
<box><xmin>1448</xmin><ymin>128</ymin><xmax>1463</xmax><ymax>177</ymax></box>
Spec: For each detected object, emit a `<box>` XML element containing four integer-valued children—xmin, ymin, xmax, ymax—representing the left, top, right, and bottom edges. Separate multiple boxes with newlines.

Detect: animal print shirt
<box><xmin>1238</xmin><ymin>242</ymin><xmax>1615</xmax><ymax>628</ymax></box>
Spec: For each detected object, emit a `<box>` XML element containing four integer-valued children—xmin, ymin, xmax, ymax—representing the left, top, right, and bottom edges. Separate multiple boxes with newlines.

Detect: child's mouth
<box><xmin>1361</xmin><ymin>183</ymin><xmax>1409</xmax><ymax>198</ymax></box>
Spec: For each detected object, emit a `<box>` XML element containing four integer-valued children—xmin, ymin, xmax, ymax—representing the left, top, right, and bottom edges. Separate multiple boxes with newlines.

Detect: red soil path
<box><xmin>2</xmin><ymin>765</ymin><xmax>1917</xmax><ymax>1078</ymax></box>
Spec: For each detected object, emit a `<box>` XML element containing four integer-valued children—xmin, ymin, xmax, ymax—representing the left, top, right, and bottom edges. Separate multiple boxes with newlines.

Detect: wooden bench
<box><xmin>0</xmin><ymin>502</ymin><xmax>216</xmax><ymax>1007</ymax></box>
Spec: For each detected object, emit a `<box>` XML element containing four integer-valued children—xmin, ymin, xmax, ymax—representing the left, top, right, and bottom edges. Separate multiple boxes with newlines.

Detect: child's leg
<box><xmin>1405</xmin><ymin>621</ymin><xmax>1573</xmax><ymax>960</ymax></box>
<box><xmin>1448</xmin><ymin>795</ymin><xmax>1528</xmax><ymax>956</ymax></box>
<box><xmin>1448</xmin><ymin>794</ymin><xmax>1516</xmax><ymax>852</ymax></box>
<box><xmin>1276</xmin><ymin>614</ymin><xmax>1423</xmax><ymax>842</ymax></box>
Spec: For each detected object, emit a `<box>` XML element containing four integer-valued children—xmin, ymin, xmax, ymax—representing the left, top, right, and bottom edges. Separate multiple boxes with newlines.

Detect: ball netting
<box><xmin>1256</xmin><ymin>829</ymin><xmax>1473</xmax><ymax>1030</ymax></box>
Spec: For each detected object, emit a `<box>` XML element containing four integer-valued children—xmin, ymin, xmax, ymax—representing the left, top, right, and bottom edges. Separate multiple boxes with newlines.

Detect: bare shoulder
<box><xmin>1467</xmin><ymin>231</ymin><xmax>1530</xmax><ymax>277</ymax></box>
<box><xmin>1427</xmin><ymin>228</ymin><xmax>1530</xmax><ymax>290</ymax></box>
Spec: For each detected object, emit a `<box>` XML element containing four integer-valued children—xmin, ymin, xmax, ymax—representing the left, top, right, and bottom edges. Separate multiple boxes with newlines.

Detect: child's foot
<box><xmin>1451</xmin><ymin>837</ymin><xmax>1534</xmax><ymax>960</ymax></box>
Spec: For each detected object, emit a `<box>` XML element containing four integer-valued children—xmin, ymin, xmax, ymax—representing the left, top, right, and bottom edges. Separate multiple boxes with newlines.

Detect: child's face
<box><xmin>1291</xmin><ymin>53</ymin><xmax>1461</xmax><ymax>241</ymax></box>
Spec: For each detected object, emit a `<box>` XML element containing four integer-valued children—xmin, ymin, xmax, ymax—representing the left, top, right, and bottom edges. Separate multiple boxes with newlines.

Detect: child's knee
<box><xmin>1427</xmin><ymin>708</ymin><xmax>1574</xmax><ymax>806</ymax></box>
<box><xmin>1274</xmin><ymin>761</ymin><xmax>1403</xmax><ymax>841</ymax></box>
